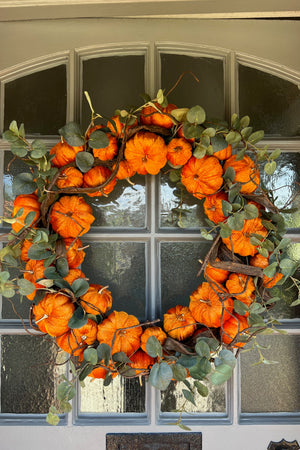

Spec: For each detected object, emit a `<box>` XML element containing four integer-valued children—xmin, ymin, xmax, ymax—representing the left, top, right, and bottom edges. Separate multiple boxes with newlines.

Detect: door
<box><xmin>0</xmin><ymin>7</ymin><xmax>299</xmax><ymax>450</ymax></box>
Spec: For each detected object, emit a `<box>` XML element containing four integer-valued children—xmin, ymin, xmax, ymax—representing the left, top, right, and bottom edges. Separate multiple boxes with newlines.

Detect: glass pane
<box><xmin>86</xmin><ymin>174</ymin><xmax>146</xmax><ymax>229</ymax></box>
<box><xmin>160</xmin><ymin>172</ymin><xmax>206</xmax><ymax>229</ymax></box>
<box><xmin>240</xmin><ymin>334</ymin><xmax>300</xmax><ymax>413</ymax></box>
<box><xmin>161</xmin><ymin>54</ymin><xmax>225</xmax><ymax>120</ymax></box>
<box><xmin>81</xmin><ymin>241</ymin><xmax>147</xmax><ymax>320</ymax></box>
<box><xmin>261</xmin><ymin>152</ymin><xmax>300</xmax><ymax>229</ymax></box>
<box><xmin>239</xmin><ymin>65</ymin><xmax>300</xmax><ymax>137</ymax></box>
<box><xmin>161</xmin><ymin>379</ymin><xmax>225</xmax><ymax>413</ymax></box>
<box><xmin>4</xmin><ymin>65</ymin><xmax>67</xmax><ymax>135</ymax></box>
<box><xmin>80</xmin><ymin>377</ymin><xmax>145</xmax><ymax>413</ymax></box>
<box><xmin>81</xmin><ymin>55</ymin><xmax>145</xmax><ymax>129</ymax></box>
<box><xmin>1</xmin><ymin>335</ymin><xmax>64</xmax><ymax>414</ymax></box>
<box><xmin>160</xmin><ymin>241</ymin><xmax>210</xmax><ymax>314</ymax></box>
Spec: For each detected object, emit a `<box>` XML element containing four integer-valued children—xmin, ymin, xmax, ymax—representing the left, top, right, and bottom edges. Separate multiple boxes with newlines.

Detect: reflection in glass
<box><xmin>1</xmin><ymin>335</ymin><xmax>65</xmax><ymax>414</ymax></box>
<box><xmin>81</xmin><ymin>241</ymin><xmax>147</xmax><ymax>320</ymax></box>
<box><xmin>239</xmin><ymin>65</ymin><xmax>300</xmax><ymax>137</ymax></box>
<box><xmin>240</xmin><ymin>335</ymin><xmax>300</xmax><ymax>413</ymax></box>
<box><xmin>80</xmin><ymin>377</ymin><xmax>145</xmax><ymax>413</ymax></box>
<box><xmin>161</xmin><ymin>379</ymin><xmax>225</xmax><ymax>413</ymax></box>
<box><xmin>4</xmin><ymin>65</ymin><xmax>67</xmax><ymax>135</ymax></box>
<box><xmin>161</xmin><ymin>54</ymin><xmax>225</xmax><ymax>120</ymax></box>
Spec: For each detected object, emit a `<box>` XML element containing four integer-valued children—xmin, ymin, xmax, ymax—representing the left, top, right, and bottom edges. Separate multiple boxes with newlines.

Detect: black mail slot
<box><xmin>106</xmin><ymin>433</ymin><xmax>202</xmax><ymax>449</ymax></box>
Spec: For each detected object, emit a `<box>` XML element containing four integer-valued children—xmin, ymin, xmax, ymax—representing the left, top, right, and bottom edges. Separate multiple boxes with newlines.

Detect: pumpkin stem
<box><xmin>98</xmin><ymin>285</ymin><xmax>109</xmax><ymax>294</ymax></box>
<box><xmin>35</xmin><ymin>313</ymin><xmax>48</xmax><ymax>324</ymax></box>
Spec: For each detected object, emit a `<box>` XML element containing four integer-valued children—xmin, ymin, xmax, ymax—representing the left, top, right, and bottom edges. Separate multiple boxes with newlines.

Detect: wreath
<box><xmin>1</xmin><ymin>83</ymin><xmax>299</xmax><ymax>428</ymax></box>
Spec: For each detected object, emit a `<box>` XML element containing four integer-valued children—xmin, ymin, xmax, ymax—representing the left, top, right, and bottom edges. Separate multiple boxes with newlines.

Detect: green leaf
<box><xmin>195</xmin><ymin>340</ymin><xmax>211</xmax><ymax>359</ymax></box>
<box><xmin>172</xmin><ymin>363</ymin><xmax>188</xmax><ymax>381</ymax></box>
<box><xmin>68</xmin><ymin>306</ymin><xmax>88</xmax><ymax>329</ymax></box>
<box><xmin>2</xmin><ymin>129</ymin><xmax>19</xmax><ymax>143</ymax></box>
<box><xmin>0</xmin><ymin>271</ymin><xmax>10</xmax><ymax>283</ymax></box>
<box><xmin>56</xmin><ymin>257</ymin><xmax>69</xmax><ymax>277</ymax></box>
<box><xmin>27</xmin><ymin>243</ymin><xmax>52</xmax><ymax>260</ymax></box>
<box><xmin>46</xmin><ymin>412</ymin><xmax>60</xmax><ymax>426</ymax></box>
<box><xmin>210</xmin><ymin>363</ymin><xmax>233</xmax><ymax>385</ymax></box>
<box><xmin>76</xmin><ymin>151</ymin><xmax>94</xmax><ymax>173</ymax></box>
<box><xmin>169</xmin><ymin>170</ymin><xmax>181</xmax><ymax>183</ymax></box>
<box><xmin>88</xmin><ymin>129</ymin><xmax>109</xmax><ymax>149</ymax></box>
<box><xmin>177</xmin><ymin>355</ymin><xmax>198</xmax><ymax>369</ymax></box>
<box><xmin>103</xmin><ymin>373</ymin><xmax>113</xmax><ymax>387</ymax></box>
<box><xmin>279</xmin><ymin>258</ymin><xmax>297</xmax><ymax>277</ymax></box>
<box><xmin>113</xmin><ymin>352</ymin><xmax>131</xmax><ymax>364</ymax></box>
<box><xmin>273</xmin><ymin>237</ymin><xmax>291</xmax><ymax>254</ymax></box>
<box><xmin>56</xmin><ymin>381</ymin><xmax>75</xmax><ymax>401</ymax></box>
<box><xmin>170</xmin><ymin>108</ymin><xmax>189</xmax><ymax>122</ymax></box>
<box><xmin>186</xmin><ymin>105</ymin><xmax>206</xmax><ymax>125</ymax></box>
<box><xmin>149</xmin><ymin>362</ymin><xmax>173</xmax><ymax>391</ymax></box>
<box><xmin>202</xmin><ymin>127</ymin><xmax>216</xmax><ymax>138</ymax></box>
<box><xmin>211</xmin><ymin>135</ymin><xmax>227</xmax><ymax>152</ymax></box>
<box><xmin>24</xmin><ymin>211</ymin><xmax>37</xmax><ymax>227</ymax></box>
<box><xmin>244</xmin><ymin>204</ymin><xmax>259</xmax><ymax>219</ymax></box>
<box><xmin>241</xmin><ymin>126</ymin><xmax>253</xmax><ymax>140</ymax></box>
<box><xmin>193</xmin><ymin>145</ymin><xmax>207</xmax><ymax>159</ymax></box>
<box><xmin>257</xmin><ymin>247</ymin><xmax>269</xmax><ymax>258</ymax></box>
<box><xmin>226</xmin><ymin>131</ymin><xmax>241</xmax><ymax>145</ymax></box>
<box><xmin>264</xmin><ymin>161</ymin><xmax>277</xmax><ymax>175</ymax></box>
<box><xmin>219</xmin><ymin>223</ymin><xmax>232</xmax><ymax>239</ymax></box>
<box><xmin>97</xmin><ymin>343</ymin><xmax>111</xmax><ymax>366</ymax></box>
<box><xmin>240</xmin><ymin>116</ymin><xmax>250</xmax><ymax>128</ymax></box>
<box><xmin>10</xmin><ymin>141</ymin><xmax>28</xmax><ymax>157</ymax></box>
<box><xmin>217</xmin><ymin>349</ymin><xmax>236</xmax><ymax>369</ymax></box>
<box><xmin>235</xmin><ymin>148</ymin><xmax>246</xmax><ymax>161</ymax></box>
<box><xmin>228</xmin><ymin>184</ymin><xmax>241</xmax><ymax>203</ymax></box>
<box><xmin>189</xmin><ymin>357</ymin><xmax>211</xmax><ymax>380</ymax></box>
<box><xmin>17</xmin><ymin>278</ymin><xmax>35</xmax><ymax>296</ymax></box>
<box><xmin>231</xmin><ymin>113</ymin><xmax>239</xmax><ymax>128</ymax></box>
<box><xmin>9</xmin><ymin>120</ymin><xmax>19</xmax><ymax>135</ymax></box>
<box><xmin>182</xmin><ymin>122</ymin><xmax>203</xmax><ymax>139</ymax></box>
<box><xmin>200</xmin><ymin>229</ymin><xmax>214</xmax><ymax>241</ymax></box>
<box><xmin>248</xmin><ymin>130</ymin><xmax>264</xmax><ymax>144</ymax></box>
<box><xmin>223</xmin><ymin>166</ymin><xmax>235</xmax><ymax>182</ymax></box>
<box><xmin>269</xmin><ymin>148</ymin><xmax>281</xmax><ymax>160</ymax></box>
<box><xmin>146</xmin><ymin>335</ymin><xmax>162</xmax><ymax>358</ymax></box>
<box><xmin>12</xmin><ymin>173</ymin><xmax>36</xmax><ymax>196</ymax></box>
<box><xmin>221</xmin><ymin>200</ymin><xmax>233</xmax><ymax>217</ymax></box>
<box><xmin>182</xmin><ymin>389</ymin><xmax>196</xmax><ymax>406</ymax></box>
<box><xmin>18</xmin><ymin>123</ymin><xmax>25</xmax><ymax>138</ymax></box>
<box><xmin>234</xmin><ymin>299</ymin><xmax>249</xmax><ymax>316</ymax></box>
<box><xmin>60</xmin><ymin>400</ymin><xmax>72</xmax><ymax>413</ymax></box>
<box><xmin>83</xmin><ymin>347</ymin><xmax>98</xmax><ymax>365</ymax></box>
<box><xmin>72</xmin><ymin>278</ymin><xmax>89</xmax><ymax>297</ymax></box>
<box><xmin>227</xmin><ymin>213</ymin><xmax>244</xmax><ymax>231</ymax></box>
<box><xmin>263</xmin><ymin>262</ymin><xmax>278</xmax><ymax>278</ymax></box>
<box><xmin>31</xmin><ymin>140</ymin><xmax>48</xmax><ymax>159</ymax></box>
<box><xmin>58</xmin><ymin>122</ymin><xmax>85</xmax><ymax>146</ymax></box>
<box><xmin>194</xmin><ymin>380</ymin><xmax>209</xmax><ymax>397</ymax></box>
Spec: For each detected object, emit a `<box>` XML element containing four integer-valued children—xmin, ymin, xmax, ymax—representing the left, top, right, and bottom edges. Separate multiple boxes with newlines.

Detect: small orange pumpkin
<box><xmin>223</xmin><ymin>154</ymin><xmax>260</xmax><ymax>194</ymax></box>
<box><xmin>129</xmin><ymin>349</ymin><xmax>155</xmax><ymax>374</ymax></box>
<box><xmin>23</xmin><ymin>259</ymin><xmax>47</xmax><ymax>300</ymax></box>
<box><xmin>97</xmin><ymin>310</ymin><xmax>142</xmax><ymax>356</ymax></box>
<box><xmin>181</xmin><ymin>156</ymin><xmax>223</xmax><ymax>200</ymax></box>
<box><xmin>222</xmin><ymin>217</ymin><xmax>268</xmax><ymax>257</ymax></box>
<box><xmin>249</xmin><ymin>254</ymin><xmax>283</xmax><ymax>288</ymax></box>
<box><xmin>50</xmin><ymin>195</ymin><xmax>95</xmax><ymax>238</ymax></box>
<box><xmin>204</xmin><ymin>258</ymin><xmax>229</xmax><ymax>284</ymax></box>
<box><xmin>140</xmin><ymin>326</ymin><xmax>167</xmax><ymax>353</ymax></box>
<box><xmin>214</xmin><ymin>144</ymin><xmax>232</xmax><ymax>161</ymax></box>
<box><xmin>203</xmin><ymin>191</ymin><xmax>229</xmax><ymax>224</ymax></box>
<box><xmin>56</xmin><ymin>167</ymin><xmax>84</xmax><ymax>189</ymax></box>
<box><xmin>12</xmin><ymin>194</ymin><xmax>41</xmax><ymax>233</ymax></box>
<box><xmin>33</xmin><ymin>292</ymin><xmax>75</xmax><ymax>336</ymax></box>
<box><xmin>83</xmin><ymin>166</ymin><xmax>117</xmax><ymax>197</ymax></box>
<box><xmin>49</xmin><ymin>140</ymin><xmax>84</xmax><ymax>168</ymax></box>
<box><xmin>225</xmin><ymin>273</ymin><xmax>255</xmax><ymax>307</ymax></box>
<box><xmin>166</xmin><ymin>137</ymin><xmax>192</xmax><ymax>166</ymax></box>
<box><xmin>112</xmin><ymin>160</ymin><xmax>136</xmax><ymax>180</ymax></box>
<box><xmin>140</xmin><ymin>102</ymin><xmax>177</xmax><ymax>129</ymax></box>
<box><xmin>124</xmin><ymin>131</ymin><xmax>167</xmax><ymax>175</ymax></box>
<box><xmin>63</xmin><ymin>268</ymin><xmax>87</xmax><ymax>286</ymax></box>
<box><xmin>92</xmin><ymin>134</ymin><xmax>118</xmax><ymax>161</ymax></box>
<box><xmin>80</xmin><ymin>284</ymin><xmax>112</xmax><ymax>315</ymax></box>
<box><xmin>107</xmin><ymin>115</ymin><xmax>138</xmax><ymax>137</ymax></box>
<box><xmin>20</xmin><ymin>238</ymin><xmax>33</xmax><ymax>262</ymax></box>
<box><xmin>56</xmin><ymin>318</ymin><xmax>98</xmax><ymax>356</ymax></box>
<box><xmin>221</xmin><ymin>314</ymin><xmax>249</xmax><ymax>348</ymax></box>
<box><xmin>189</xmin><ymin>282</ymin><xmax>233</xmax><ymax>328</ymax></box>
<box><xmin>163</xmin><ymin>305</ymin><xmax>196</xmax><ymax>341</ymax></box>
<box><xmin>64</xmin><ymin>238</ymin><xmax>86</xmax><ymax>269</ymax></box>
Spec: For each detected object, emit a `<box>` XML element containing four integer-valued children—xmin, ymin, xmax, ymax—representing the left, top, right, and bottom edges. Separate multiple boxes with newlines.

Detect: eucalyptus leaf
<box><xmin>88</xmin><ymin>129</ymin><xmax>109</xmax><ymax>149</ymax></box>
<box><xmin>193</xmin><ymin>146</ymin><xmax>207</xmax><ymax>159</ymax></box>
<box><xmin>56</xmin><ymin>257</ymin><xmax>69</xmax><ymax>277</ymax></box>
<box><xmin>97</xmin><ymin>343</ymin><xmax>111</xmax><ymax>366</ymax></box>
<box><xmin>182</xmin><ymin>389</ymin><xmax>196</xmax><ymax>406</ymax></box>
<box><xmin>211</xmin><ymin>135</ymin><xmax>227</xmax><ymax>152</ymax></box>
<box><xmin>200</xmin><ymin>229</ymin><xmax>214</xmax><ymax>240</ymax></box>
<box><xmin>248</xmin><ymin>130</ymin><xmax>264</xmax><ymax>144</ymax></box>
<box><xmin>264</xmin><ymin>161</ymin><xmax>277</xmax><ymax>175</ymax></box>
<box><xmin>241</xmin><ymin>126</ymin><xmax>253</xmax><ymax>140</ymax></box>
<box><xmin>189</xmin><ymin>356</ymin><xmax>211</xmax><ymax>380</ymax></box>
<box><xmin>227</xmin><ymin>213</ymin><xmax>244</xmax><ymax>231</ymax></box>
<box><xmin>223</xmin><ymin>166</ymin><xmax>235</xmax><ymax>182</ymax></box>
<box><xmin>72</xmin><ymin>278</ymin><xmax>89</xmax><ymax>297</ymax></box>
<box><xmin>76</xmin><ymin>151</ymin><xmax>94</xmax><ymax>173</ymax></box>
<box><xmin>172</xmin><ymin>363</ymin><xmax>188</xmax><ymax>381</ymax></box>
<box><xmin>68</xmin><ymin>306</ymin><xmax>88</xmax><ymax>329</ymax></box>
<box><xmin>240</xmin><ymin>116</ymin><xmax>250</xmax><ymax>128</ymax></box>
<box><xmin>31</xmin><ymin>140</ymin><xmax>48</xmax><ymax>159</ymax></box>
<box><xmin>83</xmin><ymin>347</ymin><xmax>98</xmax><ymax>365</ymax></box>
<box><xmin>58</xmin><ymin>122</ymin><xmax>85</xmax><ymax>146</ymax></box>
<box><xmin>194</xmin><ymin>380</ymin><xmax>209</xmax><ymax>397</ymax></box>
<box><xmin>17</xmin><ymin>278</ymin><xmax>36</xmax><ymax>296</ymax></box>
<box><xmin>195</xmin><ymin>340</ymin><xmax>211</xmax><ymax>359</ymax></box>
<box><xmin>146</xmin><ymin>335</ymin><xmax>163</xmax><ymax>358</ymax></box>
<box><xmin>13</xmin><ymin>172</ymin><xmax>36</xmax><ymax>195</ymax></box>
<box><xmin>149</xmin><ymin>362</ymin><xmax>173</xmax><ymax>391</ymax></box>
<box><xmin>182</xmin><ymin>122</ymin><xmax>203</xmax><ymax>139</ymax></box>
<box><xmin>210</xmin><ymin>363</ymin><xmax>233</xmax><ymax>385</ymax></box>
<box><xmin>27</xmin><ymin>243</ymin><xmax>52</xmax><ymax>260</ymax></box>
<box><xmin>186</xmin><ymin>105</ymin><xmax>206</xmax><ymax>125</ymax></box>
<box><xmin>112</xmin><ymin>352</ymin><xmax>131</xmax><ymax>364</ymax></box>
<box><xmin>221</xmin><ymin>200</ymin><xmax>233</xmax><ymax>217</ymax></box>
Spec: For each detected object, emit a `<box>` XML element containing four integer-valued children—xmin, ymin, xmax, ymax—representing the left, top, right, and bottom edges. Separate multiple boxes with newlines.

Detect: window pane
<box><xmin>81</xmin><ymin>55</ymin><xmax>145</xmax><ymax>129</ymax></box>
<box><xmin>160</xmin><ymin>241</ymin><xmax>210</xmax><ymax>314</ymax></box>
<box><xmin>86</xmin><ymin>175</ymin><xmax>147</xmax><ymax>229</ymax></box>
<box><xmin>160</xmin><ymin>54</ymin><xmax>225</xmax><ymax>119</ymax></box>
<box><xmin>3</xmin><ymin>152</ymin><xmax>28</xmax><ymax>224</ymax></box>
<box><xmin>261</xmin><ymin>152</ymin><xmax>300</xmax><ymax>229</ymax></box>
<box><xmin>0</xmin><ymin>335</ymin><xmax>64</xmax><ymax>414</ymax></box>
<box><xmin>81</xmin><ymin>241</ymin><xmax>147</xmax><ymax>320</ymax></box>
<box><xmin>240</xmin><ymin>335</ymin><xmax>300</xmax><ymax>413</ymax></box>
<box><xmin>80</xmin><ymin>377</ymin><xmax>145</xmax><ymax>414</ymax></box>
<box><xmin>239</xmin><ymin>65</ymin><xmax>300</xmax><ymax>137</ymax></box>
<box><xmin>161</xmin><ymin>379</ymin><xmax>226</xmax><ymax>413</ymax></box>
<box><xmin>4</xmin><ymin>65</ymin><xmax>67</xmax><ymax>136</ymax></box>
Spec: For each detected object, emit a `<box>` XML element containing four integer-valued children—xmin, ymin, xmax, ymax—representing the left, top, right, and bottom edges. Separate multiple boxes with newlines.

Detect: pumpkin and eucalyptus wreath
<box><xmin>1</xmin><ymin>81</ymin><xmax>299</xmax><ymax>427</ymax></box>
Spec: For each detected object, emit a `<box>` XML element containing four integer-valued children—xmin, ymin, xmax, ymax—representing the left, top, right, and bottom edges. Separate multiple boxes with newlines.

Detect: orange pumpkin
<box><xmin>64</xmin><ymin>238</ymin><xmax>86</xmax><ymax>269</ymax></box>
<box><xmin>129</xmin><ymin>349</ymin><xmax>155</xmax><ymax>374</ymax></box>
<box><xmin>221</xmin><ymin>314</ymin><xmax>249</xmax><ymax>348</ymax></box>
<box><xmin>56</xmin><ymin>167</ymin><xmax>84</xmax><ymax>189</ymax></box>
<box><xmin>49</xmin><ymin>141</ymin><xmax>84</xmax><ymax>168</ymax></box>
<box><xmin>92</xmin><ymin>134</ymin><xmax>118</xmax><ymax>161</ymax></box>
<box><xmin>23</xmin><ymin>259</ymin><xmax>47</xmax><ymax>300</ymax></box>
<box><xmin>177</xmin><ymin>125</ymin><xmax>195</xmax><ymax>144</ymax></box>
<box><xmin>163</xmin><ymin>305</ymin><xmax>196</xmax><ymax>341</ymax></box>
<box><xmin>80</xmin><ymin>284</ymin><xmax>112</xmax><ymax>315</ymax></box>
<box><xmin>140</xmin><ymin>102</ymin><xmax>177</xmax><ymax>129</ymax></box>
<box><xmin>225</xmin><ymin>273</ymin><xmax>255</xmax><ymax>307</ymax></box>
<box><xmin>88</xmin><ymin>363</ymin><xmax>118</xmax><ymax>379</ymax></box>
<box><xmin>64</xmin><ymin>268</ymin><xmax>87</xmax><ymax>286</ymax></box>
<box><xmin>189</xmin><ymin>282</ymin><xmax>233</xmax><ymax>328</ymax></box>
<box><xmin>166</xmin><ymin>137</ymin><xmax>192</xmax><ymax>166</ymax></box>
<box><xmin>124</xmin><ymin>131</ymin><xmax>167</xmax><ymax>175</ymax></box>
<box><xmin>222</xmin><ymin>217</ymin><xmax>268</xmax><ymax>257</ymax></box>
<box><xmin>83</xmin><ymin>166</ymin><xmax>117</xmax><ymax>197</ymax></box>
<box><xmin>181</xmin><ymin>156</ymin><xmax>223</xmax><ymax>200</ymax></box>
<box><xmin>107</xmin><ymin>115</ymin><xmax>138</xmax><ymax>137</ymax></box>
<box><xmin>20</xmin><ymin>238</ymin><xmax>33</xmax><ymax>262</ymax></box>
<box><xmin>214</xmin><ymin>144</ymin><xmax>232</xmax><ymax>161</ymax></box>
<box><xmin>249</xmin><ymin>254</ymin><xmax>283</xmax><ymax>288</ymax></box>
<box><xmin>56</xmin><ymin>318</ymin><xmax>97</xmax><ymax>356</ymax></box>
<box><xmin>140</xmin><ymin>326</ymin><xmax>167</xmax><ymax>353</ymax></box>
<box><xmin>12</xmin><ymin>194</ymin><xmax>41</xmax><ymax>233</ymax></box>
<box><xmin>50</xmin><ymin>195</ymin><xmax>95</xmax><ymax>238</ymax></box>
<box><xmin>203</xmin><ymin>191</ymin><xmax>229</xmax><ymax>224</ymax></box>
<box><xmin>33</xmin><ymin>292</ymin><xmax>75</xmax><ymax>336</ymax></box>
<box><xmin>86</xmin><ymin>124</ymin><xmax>105</xmax><ymax>139</ymax></box>
<box><xmin>223</xmin><ymin>154</ymin><xmax>260</xmax><ymax>194</ymax></box>
<box><xmin>204</xmin><ymin>258</ymin><xmax>229</xmax><ymax>284</ymax></box>
<box><xmin>112</xmin><ymin>160</ymin><xmax>136</xmax><ymax>180</ymax></box>
<box><xmin>97</xmin><ymin>310</ymin><xmax>142</xmax><ymax>356</ymax></box>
